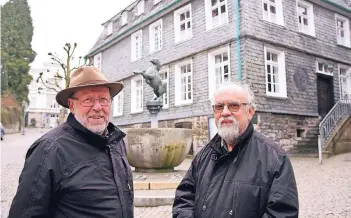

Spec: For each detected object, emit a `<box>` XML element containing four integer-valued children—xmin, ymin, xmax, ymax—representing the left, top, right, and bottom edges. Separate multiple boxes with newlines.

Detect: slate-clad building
<box><xmin>86</xmin><ymin>0</ymin><xmax>351</xmax><ymax>154</ymax></box>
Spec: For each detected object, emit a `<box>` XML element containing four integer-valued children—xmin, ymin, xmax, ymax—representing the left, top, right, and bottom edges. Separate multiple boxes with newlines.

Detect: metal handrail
<box><xmin>318</xmin><ymin>99</ymin><xmax>351</xmax><ymax>164</ymax></box>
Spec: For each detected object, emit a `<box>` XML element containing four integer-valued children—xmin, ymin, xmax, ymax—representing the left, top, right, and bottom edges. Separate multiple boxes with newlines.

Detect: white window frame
<box><xmin>264</xmin><ymin>47</ymin><xmax>287</xmax><ymax>98</ymax></box>
<box><xmin>316</xmin><ymin>61</ymin><xmax>333</xmax><ymax>76</ymax></box>
<box><xmin>159</xmin><ymin>69</ymin><xmax>169</xmax><ymax>108</ymax></box>
<box><xmin>338</xmin><ymin>65</ymin><xmax>351</xmax><ymax>101</ymax></box>
<box><xmin>107</xmin><ymin>22</ymin><xmax>113</xmax><ymax>36</ymax></box>
<box><xmin>174</xmin><ymin>4</ymin><xmax>193</xmax><ymax>43</ymax></box>
<box><xmin>335</xmin><ymin>14</ymin><xmax>350</xmax><ymax>47</ymax></box>
<box><xmin>113</xmin><ymin>90</ymin><xmax>124</xmax><ymax>117</ymax></box>
<box><xmin>131</xmin><ymin>30</ymin><xmax>143</xmax><ymax>61</ymax></box>
<box><xmin>154</xmin><ymin>0</ymin><xmax>161</xmax><ymax>5</ymax></box>
<box><xmin>131</xmin><ymin>75</ymin><xmax>143</xmax><ymax>113</ymax></box>
<box><xmin>208</xmin><ymin>45</ymin><xmax>231</xmax><ymax>99</ymax></box>
<box><xmin>121</xmin><ymin>12</ymin><xmax>128</xmax><ymax>26</ymax></box>
<box><xmin>204</xmin><ymin>0</ymin><xmax>229</xmax><ymax>30</ymax></box>
<box><xmin>297</xmin><ymin>0</ymin><xmax>315</xmax><ymax>36</ymax></box>
<box><xmin>149</xmin><ymin>19</ymin><xmax>163</xmax><ymax>53</ymax></box>
<box><xmin>262</xmin><ymin>0</ymin><xmax>284</xmax><ymax>26</ymax></box>
<box><xmin>93</xmin><ymin>52</ymin><xmax>102</xmax><ymax>70</ymax></box>
<box><xmin>175</xmin><ymin>59</ymin><xmax>193</xmax><ymax>106</ymax></box>
<box><xmin>136</xmin><ymin>0</ymin><xmax>144</xmax><ymax>16</ymax></box>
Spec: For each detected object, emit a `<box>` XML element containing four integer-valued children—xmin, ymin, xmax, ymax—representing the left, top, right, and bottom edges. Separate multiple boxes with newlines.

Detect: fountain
<box><xmin>123</xmin><ymin>59</ymin><xmax>193</xmax><ymax>172</ymax></box>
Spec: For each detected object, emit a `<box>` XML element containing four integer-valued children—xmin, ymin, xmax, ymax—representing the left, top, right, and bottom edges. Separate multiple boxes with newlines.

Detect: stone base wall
<box><xmin>119</xmin><ymin>112</ymin><xmax>320</xmax><ymax>155</ymax></box>
<box><xmin>254</xmin><ymin>112</ymin><xmax>320</xmax><ymax>151</ymax></box>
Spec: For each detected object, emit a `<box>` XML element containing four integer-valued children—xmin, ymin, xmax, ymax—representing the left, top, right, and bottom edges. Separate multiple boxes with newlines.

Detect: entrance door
<box><xmin>317</xmin><ymin>75</ymin><xmax>334</xmax><ymax>117</ymax></box>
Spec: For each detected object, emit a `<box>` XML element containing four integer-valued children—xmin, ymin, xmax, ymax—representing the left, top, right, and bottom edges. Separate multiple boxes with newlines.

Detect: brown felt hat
<box><xmin>56</xmin><ymin>66</ymin><xmax>123</xmax><ymax>108</ymax></box>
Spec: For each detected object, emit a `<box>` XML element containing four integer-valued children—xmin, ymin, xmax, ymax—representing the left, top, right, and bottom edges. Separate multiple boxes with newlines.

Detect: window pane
<box><xmin>211</xmin><ymin>0</ymin><xmax>217</xmax><ymax>6</ymax></box>
<box><xmin>180</xmin><ymin>13</ymin><xmax>185</xmax><ymax>21</ymax></box>
<box><xmin>223</xmin><ymin>52</ymin><xmax>228</xmax><ymax>61</ymax></box>
<box><xmin>270</xmin><ymin>6</ymin><xmax>276</xmax><ymax>14</ymax></box>
<box><xmin>187</xmin><ymin>21</ymin><xmax>191</xmax><ymax>28</ymax></box>
<box><xmin>180</xmin><ymin>23</ymin><xmax>185</xmax><ymax>31</ymax></box>
<box><xmin>224</xmin><ymin>65</ymin><xmax>228</xmax><ymax>74</ymax></box>
<box><xmin>264</xmin><ymin>3</ymin><xmax>268</xmax><ymax>11</ymax></box>
<box><xmin>212</xmin><ymin>8</ymin><xmax>218</xmax><ymax>18</ymax></box>
<box><xmin>215</xmin><ymin>54</ymin><xmax>222</xmax><ymax>64</ymax></box>
<box><xmin>272</xmin><ymin>53</ymin><xmax>278</xmax><ymax>62</ymax></box>
<box><xmin>221</xmin><ymin>5</ymin><xmax>226</xmax><ymax>13</ymax></box>
<box><xmin>187</xmin><ymin>64</ymin><xmax>191</xmax><ymax>72</ymax></box>
<box><xmin>186</xmin><ymin>11</ymin><xmax>190</xmax><ymax>18</ymax></box>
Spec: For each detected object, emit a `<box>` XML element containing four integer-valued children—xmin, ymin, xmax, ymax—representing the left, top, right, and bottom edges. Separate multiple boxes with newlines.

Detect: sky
<box><xmin>1</xmin><ymin>0</ymin><xmax>134</xmax><ymax>68</ymax></box>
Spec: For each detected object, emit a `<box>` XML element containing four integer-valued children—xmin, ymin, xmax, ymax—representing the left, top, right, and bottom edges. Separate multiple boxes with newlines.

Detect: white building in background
<box><xmin>27</xmin><ymin>62</ymin><xmax>64</xmax><ymax>128</ymax></box>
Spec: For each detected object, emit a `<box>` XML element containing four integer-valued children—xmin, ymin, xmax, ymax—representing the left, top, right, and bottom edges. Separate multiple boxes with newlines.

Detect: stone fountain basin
<box><xmin>123</xmin><ymin>128</ymin><xmax>193</xmax><ymax>171</ymax></box>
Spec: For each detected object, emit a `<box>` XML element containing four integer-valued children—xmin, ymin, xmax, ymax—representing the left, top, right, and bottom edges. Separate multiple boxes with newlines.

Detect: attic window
<box><xmin>136</xmin><ymin>0</ymin><xmax>144</xmax><ymax>15</ymax></box>
<box><xmin>107</xmin><ymin>22</ymin><xmax>113</xmax><ymax>36</ymax></box>
<box><xmin>121</xmin><ymin>12</ymin><xmax>128</xmax><ymax>25</ymax></box>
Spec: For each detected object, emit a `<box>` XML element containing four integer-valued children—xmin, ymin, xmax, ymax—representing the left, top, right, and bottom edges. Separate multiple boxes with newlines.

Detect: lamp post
<box><xmin>22</xmin><ymin>101</ymin><xmax>28</xmax><ymax>135</ymax></box>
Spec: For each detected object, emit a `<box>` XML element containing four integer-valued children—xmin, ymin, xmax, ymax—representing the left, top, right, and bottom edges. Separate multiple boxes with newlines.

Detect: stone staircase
<box><xmin>289</xmin><ymin>124</ymin><xmax>320</xmax><ymax>157</ymax></box>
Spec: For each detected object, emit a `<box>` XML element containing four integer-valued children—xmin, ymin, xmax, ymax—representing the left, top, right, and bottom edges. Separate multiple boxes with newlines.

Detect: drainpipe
<box><xmin>234</xmin><ymin>0</ymin><xmax>241</xmax><ymax>81</ymax></box>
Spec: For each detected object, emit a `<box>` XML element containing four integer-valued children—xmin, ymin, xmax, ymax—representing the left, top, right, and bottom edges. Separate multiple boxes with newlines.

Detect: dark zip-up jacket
<box><xmin>9</xmin><ymin>113</ymin><xmax>134</xmax><ymax>218</ymax></box>
<box><xmin>173</xmin><ymin>123</ymin><xmax>299</xmax><ymax>218</ymax></box>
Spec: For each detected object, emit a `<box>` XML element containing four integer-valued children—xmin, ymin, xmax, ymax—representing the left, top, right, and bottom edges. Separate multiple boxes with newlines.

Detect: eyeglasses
<box><xmin>212</xmin><ymin>102</ymin><xmax>249</xmax><ymax>113</ymax></box>
<box><xmin>70</xmin><ymin>97</ymin><xmax>111</xmax><ymax>107</ymax></box>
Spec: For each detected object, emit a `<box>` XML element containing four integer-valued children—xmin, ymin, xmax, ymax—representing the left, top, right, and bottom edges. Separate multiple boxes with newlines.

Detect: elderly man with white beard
<box><xmin>173</xmin><ymin>82</ymin><xmax>299</xmax><ymax>218</ymax></box>
<box><xmin>9</xmin><ymin>66</ymin><xmax>134</xmax><ymax>218</ymax></box>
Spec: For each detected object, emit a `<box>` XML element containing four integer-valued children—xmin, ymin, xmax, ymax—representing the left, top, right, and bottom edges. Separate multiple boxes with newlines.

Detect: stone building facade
<box><xmin>86</xmin><ymin>0</ymin><xmax>351</xmax><ymax>154</ymax></box>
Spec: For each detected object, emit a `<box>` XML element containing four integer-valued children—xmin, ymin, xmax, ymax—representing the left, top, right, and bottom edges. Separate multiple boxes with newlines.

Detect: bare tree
<box><xmin>36</xmin><ymin>42</ymin><xmax>91</xmax><ymax>124</ymax></box>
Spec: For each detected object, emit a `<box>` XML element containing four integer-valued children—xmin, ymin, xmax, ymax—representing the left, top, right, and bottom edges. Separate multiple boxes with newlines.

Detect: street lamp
<box><xmin>22</xmin><ymin>100</ymin><xmax>28</xmax><ymax>135</ymax></box>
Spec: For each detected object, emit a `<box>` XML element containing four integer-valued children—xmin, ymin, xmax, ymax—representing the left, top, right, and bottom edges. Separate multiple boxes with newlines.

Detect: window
<box><xmin>131</xmin><ymin>30</ymin><xmax>142</xmax><ymax>61</ymax></box>
<box><xmin>339</xmin><ymin>66</ymin><xmax>351</xmax><ymax>101</ymax></box>
<box><xmin>159</xmin><ymin>70</ymin><xmax>169</xmax><ymax>108</ymax></box>
<box><xmin>136</xmin><ymin>0</ymin><xmax>144</xmax><ymax>16</ymax></box>
<box><xmin>107</xmin><ymin>22</ymin><xmax>113</xmax><ymax>36</ymax></box>
<box><xmin>174</xmin><ymin>4</ymin><xmax>192</xmax><ymax>43</ymax></box>
<box><xmin>121</xmin><ymin>12</ymin><xmax>128</xmax><ymax>26</ymax></box>
<box><xmin>154</xmin><ymin>0</ymin><xmax>161</xmax><ymax>5</ymax></box>
<box><xmin>113</xmin><ymin>90</ymin><xmax>123</xmax><ymax>116</ymax></box>
<box><xmin>175</xmin><ymin>60</ymin><xmax>193</xmax><ymax>105</ymax></box>
<box><xmin>205</xmin><ymin>0</ymin><xmax>228</xmax><ymax>30</ymax></box>
<box><xmin>335</xmin><ymin>14</ymin><xmax>350</xmax><ymax>47</ymax></box>
<box><xmin>149</xmin><ymin>19</ymin><xmax>163</xmax><ymax>53</ymax></box>
<box><xmin>262</xmin><ymin>0</ymin><xmax>284</xmax><ymax>26</ymax></box>
<box><xmin>297</xmin><ymin>0</ymin><xmax>315</xmax><ymax>36</ymax></box>
<box><xmin>264</xmin><ymin>47</ymin><xmax>287</xmax><ymax>97</ymax></box>
<box><xmin>208</xmin><ymin>46</ymin><xmax>230</xmax><ymax>98</ymax></box>
<box><xmin>131</xmin><ymin>75</ymin><xmax>143</xmax><ymax>113</ymax></box>
<box><xmin>94</xmin><ymin>53</ymin><xmax>102</xmax><ymax>70</ymax></box>
<box><xmin>316</xmin><ymin>62</ymin><xmax>333</xmax><ymax>76</ymax></box>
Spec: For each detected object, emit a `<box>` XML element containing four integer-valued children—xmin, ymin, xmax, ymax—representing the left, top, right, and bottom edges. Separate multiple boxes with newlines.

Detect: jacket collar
<box><xmin>67</xmin><ymin>113</ymin><xmax>125</xmax><ymax>148</ymax></box>
<box><xmin>210</xmin><ymin>122</ymin><xmax>254</xmax><ymax>155</ymax></box>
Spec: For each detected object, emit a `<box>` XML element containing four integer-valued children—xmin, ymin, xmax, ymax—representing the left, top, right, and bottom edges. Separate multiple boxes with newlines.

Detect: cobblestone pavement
<box><xmin>2</xmin><ymin>129</ymin><xmax>351</xmax><ymax>218</ymax></box>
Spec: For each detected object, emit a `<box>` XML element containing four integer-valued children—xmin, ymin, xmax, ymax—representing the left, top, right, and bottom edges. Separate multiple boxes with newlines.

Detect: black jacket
<box><xmin>9</xmin><ymin>113</ymin><xmax>134</xmax><ymax>218</ymax></box>
<box><xmin>173</xmin><ymin>123</ymin><xmax>299</xmax><ymax>218</ymax></box>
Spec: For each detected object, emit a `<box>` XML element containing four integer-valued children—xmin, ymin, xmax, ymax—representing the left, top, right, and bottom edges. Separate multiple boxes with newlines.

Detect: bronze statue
<box><xmin>133</xmin><ymin>59</ymin><xmax>167</xmax><ymax>101</ymax></box>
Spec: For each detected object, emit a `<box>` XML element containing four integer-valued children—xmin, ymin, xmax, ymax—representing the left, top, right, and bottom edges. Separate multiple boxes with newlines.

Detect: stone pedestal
<box><xmin>146</xmin><ymin>100</ymin><xmax>163</xmax><ymax>128</ymax></box>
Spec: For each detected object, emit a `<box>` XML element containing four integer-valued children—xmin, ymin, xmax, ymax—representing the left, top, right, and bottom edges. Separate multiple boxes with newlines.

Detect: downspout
<box><xmin>234</xmin><ymin>0</ymin><xmax>241</xmax><ymax>81</ymax></box>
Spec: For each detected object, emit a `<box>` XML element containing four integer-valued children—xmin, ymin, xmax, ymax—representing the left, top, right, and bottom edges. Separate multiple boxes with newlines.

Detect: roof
<box><xmin>86</xmin><ymin>0</ymin><xmax>351</xmax><ymax>57</ymax></box>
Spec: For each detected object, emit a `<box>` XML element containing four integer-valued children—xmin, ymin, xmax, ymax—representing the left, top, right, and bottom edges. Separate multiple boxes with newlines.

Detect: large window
<box><xmin>175</xmin><ymin>60</ymin><xmax>193</xmax><ymax>105</ymax></box>
<box><xmin>174</xmin><ymin>4</ymin><xmax>192</xmax><ymax>43</ymax></box>
<box><xmin>131</xmin><ymin>76</ymin><xmax>143</xmax><ymax>113</ymax></box>
<box><xmin>264</xmin><ymin>47</ymin><xmax>287</xmax><ymax>97</ymax></box>
<box><xmin>149</xmin><ymin>19</ymin><xmax>163</xmax><ymax>53</ymax></box>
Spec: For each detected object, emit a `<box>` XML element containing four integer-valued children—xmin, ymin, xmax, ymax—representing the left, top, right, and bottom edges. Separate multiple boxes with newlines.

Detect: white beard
<box><xmin>217</xmin><ymin>117</ymin><xmax>240</xmax><ymax>145</ymax></box>
<box><xmin>74</xmin><ymin>114</ymin><xmax>108</xmax><ymax>135</ymax></box>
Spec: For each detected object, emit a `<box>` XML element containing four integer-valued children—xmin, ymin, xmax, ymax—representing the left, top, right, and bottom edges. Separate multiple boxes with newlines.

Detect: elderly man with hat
<box><xmin>8</xmin><ymin>66</ymin><xmax>134</xmax><ymax>218</ymax></box>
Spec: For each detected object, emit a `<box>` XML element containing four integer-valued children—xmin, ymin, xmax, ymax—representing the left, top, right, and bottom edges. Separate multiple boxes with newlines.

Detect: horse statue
<box><xmin>133</xmin><ymin>59</ymin><xmax>167</xmax><ymax>101</ymax></box>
